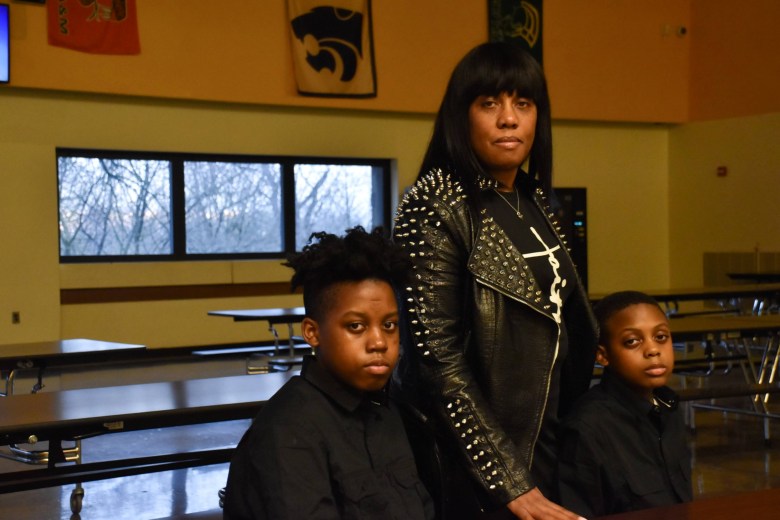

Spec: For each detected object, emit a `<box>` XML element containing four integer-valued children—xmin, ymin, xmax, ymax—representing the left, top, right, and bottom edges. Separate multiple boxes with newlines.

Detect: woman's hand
<box><xmin>507</xmin><ymin>487</ymin><xmax>587</xmax><ymax>520</ymax></box>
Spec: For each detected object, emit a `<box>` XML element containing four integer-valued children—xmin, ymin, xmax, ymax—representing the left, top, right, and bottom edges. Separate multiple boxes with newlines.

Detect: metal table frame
<box><xmin>671</xmin><ymin>314</ymin><xmax>780</xmax><ymax>441</ymax></box>
<box><xmin>0</xmin><ymin>371</ymin><xmax>293</xmax><ymax>511</ymax></box>
<box><xmin>208</xmin><ymin>307</ymin><xmax>307</xmax><ymax>373</ymax></box>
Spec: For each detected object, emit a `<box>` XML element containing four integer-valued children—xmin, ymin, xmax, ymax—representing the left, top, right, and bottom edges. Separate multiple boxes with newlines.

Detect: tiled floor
<box><xmin>690</xmin><ymin>405</ymin><xmax>780</xmax><ymax>499</ymax></box>
<box><xmin>2</xmin><ymin>374</ymin><xmax>780</xmax><ymax>519</ymax></box>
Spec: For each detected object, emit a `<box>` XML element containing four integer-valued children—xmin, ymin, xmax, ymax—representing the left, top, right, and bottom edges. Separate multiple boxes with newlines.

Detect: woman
<box><xmin>393</xmin><ymin>42</ymin><xmax>597</xmax><ymax>519</ymax></box>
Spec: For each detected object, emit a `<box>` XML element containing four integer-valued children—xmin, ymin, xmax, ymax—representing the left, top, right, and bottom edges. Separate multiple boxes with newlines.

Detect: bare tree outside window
<box><xmin>185</xmin><ymin>161</ymin><xmax>283</xmax><ymax>253</ymax></box>
<box><xmin>57</xmin><ymin>149</ymin><xmax>390</xmax><ymax>261</ymax></box>
<box><xmin>294</xmin><ymin>164</ymin><xmax>375</xmax><ymax>249</ymax></box>
<box><xmin>58</xmin><ymin>157</ymin><xmax>172</xmax><ymax>256</ymax></box>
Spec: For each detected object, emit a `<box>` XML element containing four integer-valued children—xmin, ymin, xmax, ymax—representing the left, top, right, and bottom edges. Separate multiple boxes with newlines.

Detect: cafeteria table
<box><xmin>0</xmin><ymin>338</ymin><xmax>146</xmax><ymax>396</ymax></box>
<box><xmin>670</xmin><ymin>314</ymin><xmax>780</xmax><ymax>440</ymax></box>
<box><xmin>0</xmin><ymin>338</ymin><xmax>149</xmax><ymax>504</ymax></box>
<box><xmin>590</xmin><ymin>283</ymin><xmax>780</xmax><ymax>316</ymax></box>
<box><xmin>599</xmin><ymin>487</ymin><xmax>780</xmax><ymax>519</ymax></box>
<box><xmin>208</xmin><ymin>307</ymin><xmax>307</xmax><ymax>372</ymax></box>
<box><xmin>0</xmin><ymin>370</ymin><xmax>294</xmax><ymax>512</ymax></box>
<box><xmin>728</xmin><ymin>272</ymin><xmax>780</xmax><ymax>283</ymax></box>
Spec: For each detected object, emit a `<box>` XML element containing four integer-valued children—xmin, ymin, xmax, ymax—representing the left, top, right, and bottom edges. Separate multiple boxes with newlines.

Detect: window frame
<box><xmin>57</xmin><ymin>147</ymin><xmax>393</xmax><ymax>263</ymax></box>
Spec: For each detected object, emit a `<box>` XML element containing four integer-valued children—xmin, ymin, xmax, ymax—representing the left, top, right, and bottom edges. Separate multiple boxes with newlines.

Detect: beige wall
<box><xmin>669</xmin><ymin>112</ymin><xmax>780</xmax><ymax>287</ymax></box>
<box><xmin>0</xmin><ymin>90</ymin><xmax>436</xmax><ymax>345</ymax></box>
<box><xmin>689</xmin><ymin>0</ymin><xmax>780</xmax><ymax>121</ymax></box>
<box><xmin>0</xmin><ymin>89</ymin><xmax>673</xmax><ymax>347</ymax></box>
<box><xmin>8</xmin><ymin>0</ymin><xmax>691</xmax><ymax>122</ymax></box>
<box><xmin>1</xmin><ymin>1</ymin><xmax>778</xmax><ymax>348</ymax></box>
<box><xmin>545</xmin><ymin>0</ymin><xmax>689</xmax><ymax>123</ymax></box>
<box><xmin>8</xmin><ymin>1</ymin><xmax>482</xmax><ymax>114</ymax></box>
<box><xmin>554</xmin><ymin>123</ymin><xmax>671</xmax><ymax>292</ymax></box>
<box><xmin>0</xmin><ymin>142</ymin><xmax>61</xmax><ymax>342</ymax></box>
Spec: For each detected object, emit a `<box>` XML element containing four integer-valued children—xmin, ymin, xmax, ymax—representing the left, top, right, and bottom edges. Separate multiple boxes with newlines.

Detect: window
<box><xmin>57</xmin><ymin>149</ymin><xmax>392</xmax><ymax>262</ymax></box>
<box><xmin>293</xmin><ymin>163</ymin><xmax>378</xmax><ymax>250</ymax></box>
<box><xmin>184</xmin><ymin>160</ymin><xmax>283</xmax><ymax>254</ymax></box>
<box><xmin>0</xmin><ymin>4</ymin><xmax>9</xmax><ymax>84</ymax></box>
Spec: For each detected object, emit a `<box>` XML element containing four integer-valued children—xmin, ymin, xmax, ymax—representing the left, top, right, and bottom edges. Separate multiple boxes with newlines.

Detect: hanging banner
<box><xmin>287</xmin><ymin>0</ymin><xmax>376</xmax><ymax>98</ymax></box>
<box><xmin>48</xmin><ymin>0</ymin><xmax>140</xmax><ymax>55</ymax></box>
<box><xmin>489</xmin><ymin>0</ymin><xmax>543</xmax><ymax>65</ymax></box>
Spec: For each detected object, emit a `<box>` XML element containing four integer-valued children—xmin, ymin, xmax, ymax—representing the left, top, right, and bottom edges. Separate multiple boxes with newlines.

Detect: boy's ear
<box><xmin>595</xmin><ymin>344</ymin><xmax>610</xmax><ymax>367</ymax></box>
<box><xmin>301</xmin><ymin>317</ymin><xmax>320</xmax><ymax>349</ymax></box>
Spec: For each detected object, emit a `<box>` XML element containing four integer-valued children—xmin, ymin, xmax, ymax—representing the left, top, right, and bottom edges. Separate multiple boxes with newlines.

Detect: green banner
<box><xmin>489</xmin><ymin>0</ymin><xmax>543</xmax><ymax>65</ymax></box>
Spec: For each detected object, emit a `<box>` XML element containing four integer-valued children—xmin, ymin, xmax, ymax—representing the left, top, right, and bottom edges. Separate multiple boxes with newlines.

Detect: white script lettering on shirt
<box><xmin>522</xmin><ymin>227</ymin><xmax>567</xmax><ymax>323</ymax></box>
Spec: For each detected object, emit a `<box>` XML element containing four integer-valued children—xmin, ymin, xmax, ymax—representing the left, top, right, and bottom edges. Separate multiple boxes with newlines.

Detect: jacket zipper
<box><xmin>474</xmin><ymin>276</ymin><xmax>562</xmax><ymax>469</ymax></box>
<box><xmin>468</xmin><ymin>187</ymin><xmax>573</xmax><ymax>470</ymax></box>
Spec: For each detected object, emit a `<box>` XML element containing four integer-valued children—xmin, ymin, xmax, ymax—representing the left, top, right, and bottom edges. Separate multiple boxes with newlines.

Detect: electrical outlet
<box><xmin>11</xmin><ymin>311</ymin><xmax>20</xmax><ymax>324</ymax></box>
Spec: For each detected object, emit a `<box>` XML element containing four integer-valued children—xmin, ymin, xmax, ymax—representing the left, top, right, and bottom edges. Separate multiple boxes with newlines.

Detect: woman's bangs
<box><xmin>466</xmin><ymin>56</ymin><xmax>543</xmax><ymax>102</ymax></box>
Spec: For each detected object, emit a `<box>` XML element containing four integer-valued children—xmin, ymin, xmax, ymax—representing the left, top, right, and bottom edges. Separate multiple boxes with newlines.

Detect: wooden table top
<box><xmin>598</xmin><ymin>487</ymin><xmax>780</xmax><ymax>519</ymax></box>
<box><xmin>589</xmin><ymin>283</ymin><xmax>780</xmax><ymax>303</ymax></box>
<box><xmin>0</xmin><ymin>371</ymin><xmax>294</xmax><ymax>445</ymax></box>
<box><xmin>0</xmin><ymin>338</ymin><xmax>146</xmax><ymax>370</ymax></box>
<box><xmin>729</xmin><ymin>272</ymin><xmax>780</xmax><ymax>283</ymax></box>
<box><xmin>208</xmin><ymin>306</ymin><xmax>306</xmax><ymax>324</ymax></box>
<box><xmin>669</xmin><ymin>313</ymin><xmax>780</xmax><ymax>341</ymax></box>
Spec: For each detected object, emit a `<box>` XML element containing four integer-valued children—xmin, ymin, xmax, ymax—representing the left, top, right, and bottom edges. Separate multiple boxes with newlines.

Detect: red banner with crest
<box><xmin>48</xmin><ymin>0</ymin><xmax>140</xmax><ymax>55</ymax></box>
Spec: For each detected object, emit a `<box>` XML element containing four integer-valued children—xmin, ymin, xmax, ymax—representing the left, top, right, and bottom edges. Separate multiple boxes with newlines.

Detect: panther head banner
<box><xmin>287</xmin><ymin>0</ymin><xmax>376</xmax><ymax>98</ymax></box>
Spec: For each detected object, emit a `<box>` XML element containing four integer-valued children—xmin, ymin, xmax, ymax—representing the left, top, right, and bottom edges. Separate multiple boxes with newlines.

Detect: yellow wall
<box><xmin>0</xmin><ymin>90</ymin><xmax>437</xmax><ymax>345</ymax></box>
<box><xmin>668</xmin><ymin>112</ymin><xmax>780</xmax><ymax>286</ymax></box>
<box><xmin>545</xmin><ymin>0</ymin><xmax>689</xmax><ymax>123</ymax></box>
<box><xmin>9</xmin><ymin>0</ymin><xmax>691</xmax><ymax>122</ymax></box>
<box><xmin>689</xmin><ymin>0</ymin><xmax>780</xmax><ymax>121</ymax></box>
<box><xmin>0</xmin><ymin>89</ymin><xmax>672</xmax><ymax>347</ymax></box>
<box><xmin>554</xmin><ymin>123</ymin><xmax>671</xmax><ymax>292</ymax></box>
<box><xmin>7</xmin><ymin>1</ymin><xmax>487</xmax><ymax>113</ymax></box>
<box><xmin>0</xmin><ymin>142</ymin><xmax>61</xmax><ymax>341</ymax></box>
<box><xmin>1</xmin><ymin>1</ymin><xmax>779</xmax><ymax>348</ymax></box>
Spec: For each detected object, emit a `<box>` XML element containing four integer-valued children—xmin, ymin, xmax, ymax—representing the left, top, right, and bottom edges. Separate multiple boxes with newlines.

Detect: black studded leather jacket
<box><xmin>393</xmin><ymin>169</ymin><xmax>597</xmax><ymax>508</ymax></box>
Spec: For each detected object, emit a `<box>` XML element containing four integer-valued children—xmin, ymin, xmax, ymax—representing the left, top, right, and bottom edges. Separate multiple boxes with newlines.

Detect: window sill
<box><xmin>60</xmin><ymin>260</ymin><xmax>294</xmax><ymax>304</ymax></box>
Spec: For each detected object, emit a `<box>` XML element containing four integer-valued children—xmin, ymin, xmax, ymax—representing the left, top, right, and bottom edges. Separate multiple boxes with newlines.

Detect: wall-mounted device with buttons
<box><xmin>552</xmin><ymin>187</ymin><xmax>588</xmax><ymax>291</ymax></box>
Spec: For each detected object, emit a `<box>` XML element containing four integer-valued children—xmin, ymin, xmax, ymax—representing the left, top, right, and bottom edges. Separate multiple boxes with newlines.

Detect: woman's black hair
<box><xmin>419</xmin><ymin>41</ymin><xmax>553</xmax><ymax>202</ymax></box>
<box><xmin>284</xmin><ymin>226</ymin><xmax>411</xmax><ymax>321</ymax></box>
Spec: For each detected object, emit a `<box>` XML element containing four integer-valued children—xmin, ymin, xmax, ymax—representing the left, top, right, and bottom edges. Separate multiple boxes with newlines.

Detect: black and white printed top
<box><xmin>483</xmin><ymin>183</ymin><xmax>578</xmax><ymax>497</ymax></box>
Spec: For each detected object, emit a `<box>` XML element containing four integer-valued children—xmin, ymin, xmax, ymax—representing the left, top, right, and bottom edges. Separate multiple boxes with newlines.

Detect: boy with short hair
<box><xmin>558</xmin><ymin>290</ymin><xmax>693</xmax><ymax>518</ymax></box>
<box><xmin>222</xmin><ymin>226</ymin><xmax>434</xmax><ymax>520</ymax></box>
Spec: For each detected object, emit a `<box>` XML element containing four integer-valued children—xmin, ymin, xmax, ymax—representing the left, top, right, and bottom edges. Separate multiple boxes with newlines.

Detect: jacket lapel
<box><xmin>467</xmin><ymin>210</ymin><xmax>554</xmax><ymax>319</ymax></box>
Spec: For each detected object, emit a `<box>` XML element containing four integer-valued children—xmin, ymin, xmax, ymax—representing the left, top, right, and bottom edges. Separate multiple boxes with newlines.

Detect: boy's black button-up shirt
<box><xmin>557</xmin><ymin>372</ymin><xmax>693</xmax><ymax>518</ymax></box>
<box><xmin>223</xmin><ymin>355</ymin><xmax>434</xmax><ymax>519</ymax></box>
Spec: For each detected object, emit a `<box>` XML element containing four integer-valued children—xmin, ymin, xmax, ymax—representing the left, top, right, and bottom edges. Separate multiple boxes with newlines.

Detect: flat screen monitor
<box><xmin>0</xmin><ymin>4</ymin><xmax>8</xmax><ymax>84</ymax></box>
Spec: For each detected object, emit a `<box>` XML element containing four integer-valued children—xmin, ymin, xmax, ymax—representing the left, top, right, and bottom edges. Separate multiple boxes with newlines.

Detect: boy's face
<box><xmin>596</xmin><ymin>303</ymin><xmax>674</xmax><ymax>401</ymax></box>
<box><xmin>301</xmin><ymin>279</ymin><xmax>400</xmax><ymax>393</ymax></box>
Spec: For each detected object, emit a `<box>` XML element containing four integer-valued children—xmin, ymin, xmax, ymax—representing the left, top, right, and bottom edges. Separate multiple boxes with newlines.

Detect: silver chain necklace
<box><xmin>494</xmin><ymin>186</ymin><xmax>523</xmax><ymax>219</ymax></box>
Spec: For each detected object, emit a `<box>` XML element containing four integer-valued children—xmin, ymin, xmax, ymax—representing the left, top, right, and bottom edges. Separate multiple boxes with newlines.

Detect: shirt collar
<box><xmin>601</xmin><ymin>370</ymin><xmax>678</xmax><ymax>416</ymax></box>
<box><xmin>300</xmin><ymin>355</ymin><xmax>387</xmax><ymax>413</ymax></box>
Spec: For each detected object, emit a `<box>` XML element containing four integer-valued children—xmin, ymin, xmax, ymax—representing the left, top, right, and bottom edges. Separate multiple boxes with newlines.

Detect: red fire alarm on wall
<box><xmin>716</xmin><ymin>166</ymin><xmax>728</xmax><ymax>177</ymax></box>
